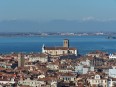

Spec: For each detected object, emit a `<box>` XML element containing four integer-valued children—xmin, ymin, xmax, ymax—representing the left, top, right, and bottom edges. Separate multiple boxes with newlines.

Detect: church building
<box><xmin>42</xmin><ymin>39</ymin><xmax>77</xmax><ymax>56</ymax></box>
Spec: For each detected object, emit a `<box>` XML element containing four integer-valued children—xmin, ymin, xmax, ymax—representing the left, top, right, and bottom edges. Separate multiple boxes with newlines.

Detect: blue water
<box><xmin>0</xmin><ymin>35</ymin><xmax>116</xmax><ymax>55</ymax></box>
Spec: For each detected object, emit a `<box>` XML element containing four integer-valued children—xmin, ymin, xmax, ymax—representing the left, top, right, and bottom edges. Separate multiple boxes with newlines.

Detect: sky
<box><xmin>0</xmin><ymin>0</ymin><xmax>116</xmax><ymax>32</ymax></box>
<box><xmin>1</xmin><ymin>0</ymin><xmax>116</xmax><ymax>21</ymax></box>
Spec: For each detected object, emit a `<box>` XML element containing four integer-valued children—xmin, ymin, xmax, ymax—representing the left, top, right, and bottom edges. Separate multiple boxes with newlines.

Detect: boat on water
<box><xmin>107</xmin><ymin>36</ymin><xmax>116</xmax><ymax>39</ymax></box>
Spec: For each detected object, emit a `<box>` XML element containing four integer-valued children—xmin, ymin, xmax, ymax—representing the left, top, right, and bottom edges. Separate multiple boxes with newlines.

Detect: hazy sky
<box><xmin>0</xmin><ymin>0</ymin><xmax>116</xmax><ymax>21</ymax></box>
<box><xmin>0</xmin><ymin>0</ymin><xmax>116</xmax><ymax>32</ymax></box>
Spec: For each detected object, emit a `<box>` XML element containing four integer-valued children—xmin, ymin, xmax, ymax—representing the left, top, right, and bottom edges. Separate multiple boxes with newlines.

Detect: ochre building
<box><xmin>42</xmin><ymin>39</ymin><xmax>77</xmax><ymax>56</ymax></box>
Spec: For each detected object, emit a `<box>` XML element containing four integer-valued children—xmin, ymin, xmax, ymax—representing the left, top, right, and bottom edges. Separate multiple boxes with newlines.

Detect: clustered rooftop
<box><xmin>0</xmin><ymin>39</ymin><xmax>116</xmax><ymax>87</ymax></box>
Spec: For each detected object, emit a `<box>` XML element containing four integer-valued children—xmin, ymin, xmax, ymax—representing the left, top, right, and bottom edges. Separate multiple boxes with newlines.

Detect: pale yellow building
<box><xmin>87</xmin><ymin>74</ymin><xmax>108</xmax><ymax>87</ymax></box>
<box><xmin>42</xmin><ymin>39</ymin><xmax>77</xmax><ymax>56</ymax></box>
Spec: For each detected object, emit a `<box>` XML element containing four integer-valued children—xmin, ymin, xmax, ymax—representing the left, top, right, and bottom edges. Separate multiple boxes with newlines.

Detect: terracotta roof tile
<box><xmin>44</xmin><ymin>47</ymin><xmax>76</xmax><ymax>50</ymax></box>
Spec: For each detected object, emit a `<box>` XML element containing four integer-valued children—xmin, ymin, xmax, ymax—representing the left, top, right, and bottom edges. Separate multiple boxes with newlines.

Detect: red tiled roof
<box><xmin>44</xmin><ymin>47</ymin><xmax>76</xmax><ymax>50</ymax></box>
<box><xmin>0</xmin><ymin>67</ymin><xmax>5</xmax><ymax>70</ymax></box>
<box><xmin>29</xmin><ymin>53</ymin><xmax>47</xmax><ymax>57</ymax></box>
<box><xmin>38</xmin><ymin>77</ymin><xmax>57</xmax><ymax>81</ymax></box>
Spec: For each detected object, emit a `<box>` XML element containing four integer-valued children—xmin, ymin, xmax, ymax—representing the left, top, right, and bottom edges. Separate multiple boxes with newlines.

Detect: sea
<box><xmin>0</xmin><ymin>35</ymin><xmax>116</xmax><ymax>55</ymax></box>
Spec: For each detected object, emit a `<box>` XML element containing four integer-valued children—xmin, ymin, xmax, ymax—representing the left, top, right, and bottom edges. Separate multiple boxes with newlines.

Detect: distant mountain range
<box><xmin>0</xmin><ymin>20</ymin><xmax>116</xmax><ymax>32</ymax></box>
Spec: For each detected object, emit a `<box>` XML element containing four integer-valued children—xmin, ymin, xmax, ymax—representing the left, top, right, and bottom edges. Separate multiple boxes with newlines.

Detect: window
<box><xmin>50</xmin><ymin>51</ymin><xmax>52</xmax><ymax>54</ymax></box>
<box><xmin>70</xmin><ymin>51</ymin><xmax>72</xmax><ymax>53</ymax></box>
<box><xmin>56</xmin><ymin>51</ymin><xmax>57</xmax><ymax>55</ymax></box>
<box><xmin>105</xmin><ymin>80</ymin><xmax>106</xmax><ymax>83</ymax></box>
<box><xmin>95</xmin><ymin>75</ymin><xmax>100</xmax><ymax>79</ymax></box>
<box><xmin>96</xmin><ymin>76</ymin><xmax>99</xmax><ymax>79</ymax></box>
<box><xmin>96</xmin><ymin>80</ymin><xmax>97</xmax><ymax>83</ymax></box>
<box><xmin>63</xmin><ymin>51</ymin><xmax>65</xmax><ymax>54</ymax></box>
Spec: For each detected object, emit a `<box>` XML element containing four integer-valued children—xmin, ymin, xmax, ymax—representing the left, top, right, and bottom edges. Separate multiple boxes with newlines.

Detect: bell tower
<box><xmin>18</xmin><ymin>53</ymin><xmax>25</xmax><ymax>67</ymax></box>
<box><xmin>63</xmin><ymin>39</ymin><xmax>69</xmax><ymax>48</ymax></box>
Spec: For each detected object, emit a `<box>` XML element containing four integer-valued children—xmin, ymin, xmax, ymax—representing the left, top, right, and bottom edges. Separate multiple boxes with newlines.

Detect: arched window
<box><xmin>56</xmin><ymin>51</ymin><xmax>57</xmax><ymax>55</ymax></box>
<box><xmin>63</xmin><ymin>51</ymin><xmax>65</xmax><ymax>54</ymax></box>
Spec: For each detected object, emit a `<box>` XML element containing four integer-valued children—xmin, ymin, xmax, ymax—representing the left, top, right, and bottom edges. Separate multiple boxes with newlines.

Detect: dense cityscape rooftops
<box><xmin>0</xmin><ymin>39</ymin><xmax>116</xmax><ymax>87</ymax></box>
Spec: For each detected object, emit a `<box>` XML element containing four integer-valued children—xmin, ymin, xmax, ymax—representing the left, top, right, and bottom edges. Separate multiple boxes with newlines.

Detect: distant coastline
<box><xmin>0</xmin><ymin>32</ymin><xmax>115</xmax><ymax>37</ymax></box>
